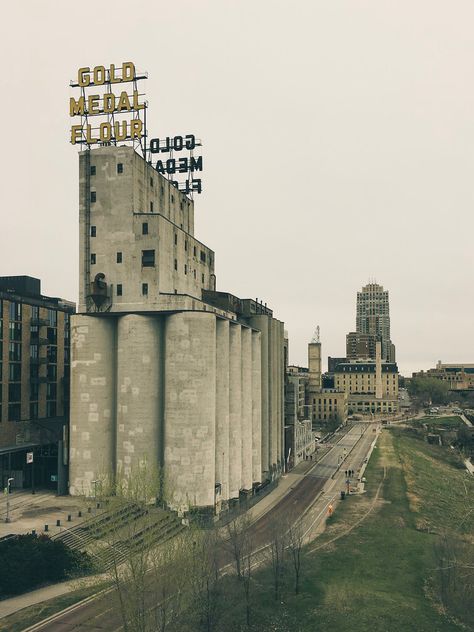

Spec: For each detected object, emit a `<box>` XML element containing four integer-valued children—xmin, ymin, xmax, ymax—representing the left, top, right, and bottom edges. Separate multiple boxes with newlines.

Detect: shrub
<box><xmin>0</xmin><ymin>534</ymin><xmax>91</xmax><ymax>597</ymax></box>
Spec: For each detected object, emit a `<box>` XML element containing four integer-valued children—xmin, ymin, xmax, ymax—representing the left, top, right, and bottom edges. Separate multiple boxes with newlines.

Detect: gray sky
<box><xmin>1</xmin><ymin>1</ymin><xmax>473</xmax><ymax>375</ymax></box>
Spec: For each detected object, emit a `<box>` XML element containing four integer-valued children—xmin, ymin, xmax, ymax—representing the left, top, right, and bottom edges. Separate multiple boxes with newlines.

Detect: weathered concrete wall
<box><xmin>241</xmin><ymin>327</ymin><xmax>253</xmax><ymax>492</ymax></box>
<box><xmin>116</xmin><ymin>315</ymin><xmax>163</xmax><ymax>478</ymax></box>
<box><xmin>215</xmin><ymin>319</ymin><xmax>230</xmax><ymax>503</ymax></box>
<box><xmin>163</xmin><ymin>312</ymin><xmax>217</xmax><ymax>510</ymax></box>
<box><xmin>228</xmin><ymin>323</ymin><xmax>242</xmax><ymax>499</ymax></box>
<box><xmin>251</xmin><ymin>330</ymin><xmax>262</xmax><ymax>484</ymax></box>
<box><xmin>79</xmin><ymin>147</ymin><xmax>214</xmax><ymax>313</ymax></box>
<box><xmin>69</xmin><ymin>316</ymin><xmax>115</xmax><ymax>495</ymax></box>
<box><xmin>249</xmin><ymin>315</ymin><xmax>269</xmax><ymax>478</ymax></box>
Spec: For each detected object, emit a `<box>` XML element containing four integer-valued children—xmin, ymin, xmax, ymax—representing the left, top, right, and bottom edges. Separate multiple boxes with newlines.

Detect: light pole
<box><xmin>91</xmin><ymin>480</ymin><xmax>98</xmax><ymax>499</ymax></box>
<box><xmin>5</xmin><ymin>477</ymin><xmax>14</xmax><ymax>523</ymax></box>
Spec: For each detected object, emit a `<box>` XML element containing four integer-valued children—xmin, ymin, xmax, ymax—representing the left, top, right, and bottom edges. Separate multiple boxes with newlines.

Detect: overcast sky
<box><xmin>1</xmin><ymin>1</ymin><xmax>473</xmax><ymax>375</ymax></box>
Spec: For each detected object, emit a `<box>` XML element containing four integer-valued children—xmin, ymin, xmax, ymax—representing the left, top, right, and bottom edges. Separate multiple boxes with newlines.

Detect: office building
<box><xmin>356</xmin><ymin>282</ymin><xmax>396</xmax><ymax>362</ymax></box>
<box><xmin>346</xmin><ymin>331</ymin><xmax>376</xmax><ymax>360</ymax></box>
<box><xmin>334</xmin><ymin>342</ymin><xmax>399</xmax><ymax>415</ymax></box>
<box><xmin>305</xmin><ymin>333</ymin><xmax>348</xmax><ymax>425</ymax></box>
<box><xmin>0</xmin><ymin>276</ymin><xmax>75</xmax><ymax>492</ymax></box>
<box><xmin>69</xmin><ymin>146</ymin><xmax>286</xmax><ymax>514</ymax></box>
<box><xmin>413</xmin><ymin>362</ymin><xmax>474</xmax><ymax>391</ymax></box>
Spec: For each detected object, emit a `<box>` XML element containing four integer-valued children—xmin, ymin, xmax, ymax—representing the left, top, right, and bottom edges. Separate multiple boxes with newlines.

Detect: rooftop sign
<box><xmin>69</xmin><ymin>62</ymin><xmax>147</xmax><ymax>149</ymax></box>
<box><xmin>69</xmin><ymin>62</ymin><xmax>203</xmax><ymax>194</ymax></box>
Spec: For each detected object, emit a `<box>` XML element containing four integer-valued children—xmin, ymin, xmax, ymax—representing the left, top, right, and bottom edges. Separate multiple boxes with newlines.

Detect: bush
<box><xmin>0</xmin><ymin>534</ymin><xmax>92</xmax><ymax>597</ymax></box>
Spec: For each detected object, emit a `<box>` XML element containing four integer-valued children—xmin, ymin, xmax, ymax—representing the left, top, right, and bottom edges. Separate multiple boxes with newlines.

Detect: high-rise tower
<box><xmin>356</xmin><ymin>282</ymin><xmax>396</xmax><ymax>362</ymax></box>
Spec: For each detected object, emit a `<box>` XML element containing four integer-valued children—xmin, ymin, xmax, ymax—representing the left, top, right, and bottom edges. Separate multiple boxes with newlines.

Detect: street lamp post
<box><xmin>5</xmin><ymin>478</ymin><xmax>14</xmax><ymax>523</ymax></box>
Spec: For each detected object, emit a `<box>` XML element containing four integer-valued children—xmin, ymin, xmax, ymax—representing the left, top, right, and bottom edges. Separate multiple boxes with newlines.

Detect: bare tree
<box><xmin>287</xmin><ymin>518</ymin><xmax>305</xmax><ymax>595</ymax></box>
<box><xmin>267</xmin><ymin>522</ymin><xmax>287</xmax><ymax>601</ymax></box>
<box><xmin>241</xmin><ymin>542</ymin><xmax>253</xmax><ymax>627</ymax></box>
<box><xmin>188</xmin><ymin>528</ymin><xmax>222</xmax><ymax>632</ymax></box>
<box><xmin>222</xmin><ymin>512</ymin><xmax>252</xmax><ymax>580</ymax></box>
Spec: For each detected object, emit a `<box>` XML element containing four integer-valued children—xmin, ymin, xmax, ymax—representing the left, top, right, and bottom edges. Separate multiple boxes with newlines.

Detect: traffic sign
<box><xmin>26</xmin><ymin>452</ymin><xmax>34</xmax><ymax>464</ymax></box>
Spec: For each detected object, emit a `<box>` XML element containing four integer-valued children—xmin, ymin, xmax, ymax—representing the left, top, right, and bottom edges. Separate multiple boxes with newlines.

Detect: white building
<box><xmin>69</xmin><ymin>146</ymin><xmax>285</xmax><ymax>513</ymax></box>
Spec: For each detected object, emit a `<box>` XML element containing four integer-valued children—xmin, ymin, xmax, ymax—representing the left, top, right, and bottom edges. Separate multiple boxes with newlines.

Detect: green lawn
<box><xmin>218</xmin><ymin>429</ymin><xmax>471</xmax><ymax>631</ymax></box>
<box><xmin>2</xmin><ymin>431</ymin><xmax>472</xmax><ymax>632</ymax></box>
<box><xmin>411</xmin><ymin>416</ymin><xmax>465</xmax><ymax>429</ymax></box>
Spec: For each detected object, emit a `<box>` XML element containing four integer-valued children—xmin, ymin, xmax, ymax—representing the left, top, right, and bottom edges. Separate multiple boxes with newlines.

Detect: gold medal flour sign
<box><xmin>69</xmin><ymin>62</ymin><xmax>147</xmax><ymax>146</ymax></box>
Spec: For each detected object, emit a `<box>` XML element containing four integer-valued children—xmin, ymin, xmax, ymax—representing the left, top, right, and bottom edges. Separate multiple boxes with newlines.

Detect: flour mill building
<box><xmin>68</xmin><ymin>64</ymin><xmax>285</xmax><ymax>514</ymax></box>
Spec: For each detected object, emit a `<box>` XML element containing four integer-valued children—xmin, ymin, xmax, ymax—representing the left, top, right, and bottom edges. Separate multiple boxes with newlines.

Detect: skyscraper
<box><xmin>356</xmin><ymin>282</ymin><xmax>396</xmax><ymax>362</ymax></box>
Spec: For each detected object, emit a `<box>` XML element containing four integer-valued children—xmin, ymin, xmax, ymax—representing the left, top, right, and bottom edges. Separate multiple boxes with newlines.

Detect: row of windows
<box><xmin>90</xmin><ymin>163</ymin><xmax>123</xmax><ymax>177</ymax></box>
<box><xmin>91</xmin><ymin>224</ymin><xmax>209</xmax><ymax>260</ymax></box>
<box><xmin>114</xmin><ymin>273</ymin><xmax>206</xmax><ymax>298</ymax></box>
<box><xmin>3</xmin><ymin>401</ymin><xmax>57</xmax><ymax>422</ymax></box>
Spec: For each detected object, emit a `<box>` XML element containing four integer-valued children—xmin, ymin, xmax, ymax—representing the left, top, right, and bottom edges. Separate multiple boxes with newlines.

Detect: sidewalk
<box><xmin>0</xmin><ymin>579</ymin><xmax>80</xmax><ymax>620</ymax></box>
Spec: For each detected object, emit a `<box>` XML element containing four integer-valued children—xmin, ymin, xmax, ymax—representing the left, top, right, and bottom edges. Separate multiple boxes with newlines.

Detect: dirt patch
<box><xmin>378</xmin><ymin>431</ymin><xmax>401</xmax><ymax>469</ymax></box>
<box><xmin>406</xmin><ymin>491</ymin><xmax>421</xmax><ymax>512</ymax></box>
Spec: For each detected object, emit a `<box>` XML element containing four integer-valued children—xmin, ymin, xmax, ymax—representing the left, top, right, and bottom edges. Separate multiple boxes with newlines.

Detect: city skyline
<box><xmin>1</xmin><ymin>1</ymin><xmax>473</xmax><ymax>376</ymax></box>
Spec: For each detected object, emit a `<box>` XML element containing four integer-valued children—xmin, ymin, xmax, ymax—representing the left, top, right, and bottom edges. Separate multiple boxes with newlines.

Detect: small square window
<box><xmin>142</xmin><ymin>283</ymin><xmax>148</xmax><ymax>296</ymax></box>
<box><xmin>91</xmin><ymin>253</ymin><xmax>96</xmax><ymax>265</ymax></box>
<box><xmin>90</xmin><ymin>191</ymin><xmax>96</xmax><ymax>203</ymax></box>
<box><xmin>117</xmin><ymin>163</ymin><xmax>123</xmax><ymax>174</ymax></box>
<box><xmin>117</xmin><ymin>284</ymin><xmax>123</xmax><ymax>296</ymax></box>
<box><xmin>116</xmin><ymin>252</ymin><xmax>122</xmax><ymax>263</ymax></box>
<box><xmin>90</xmin><ymin>226</ymin><xmax>96</xmax><ymax>237</ymax></box>
<box><xmin>150</xmin><ymin>201</ymin><xmax>154</xmax><ymax>212</ymax></box>
<box><xmin>142</xmin><ymin>222</ymin><xmax>148</xmax><ymax>235</ymax></box>
<box><xmin>90</xmin><ymin>165</ymin><xmax>96</xmax><ymax>176</ymax></box>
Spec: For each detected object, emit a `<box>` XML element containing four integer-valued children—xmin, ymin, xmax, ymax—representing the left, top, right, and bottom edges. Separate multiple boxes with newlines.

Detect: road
<box><xmin>25</xmin><ymin>423</ymin><xmax>377</xmax><ymax>631</ymax></box>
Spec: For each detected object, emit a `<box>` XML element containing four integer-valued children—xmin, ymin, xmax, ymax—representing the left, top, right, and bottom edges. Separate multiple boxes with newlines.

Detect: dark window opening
<box><xmin>200</xmin><ymin>251</ymin><xmax>206</xmax><ymax>263</ymax></box>
<box><xmin>117</xmin><ymin>284</ymin><xmax>123</xmax><ymax>296</ymax></box>
<box><xmin>202</xmin><ymin>273</ymin><xmax>205</xmax><ymax>284</ymax></box>
<box><xmin>174</xmin><ymin>234</ymin><xmax>178</xmax><ymax>246</ymax></box>
<box><xmin>91</xmin><ymin>191</ymin><xmax>96</xmax><ymax>203</ymax></box>
<box><xmin>116</xmin><ymin>252</ymin><xmax>122</xmax><ymax>263</ymax></box>
<box><xmin>141</xmin><ymin>250</ymin><xmax>155</xmax><ymax>267</ymax></box>
<box><xmin>90</xmin><ymin>165</ymin><xmax>96</xmax><ymax>176</ymax></box>
<box><xmin>142</xmin><ymin>222</ymin><xmax>148</xmax><ymax>235</ymax></box>
<box><xmin>142</xmin><ymin>283</ymin><xmax>148</xmax><ymax>296</ymax></box>
<box><xmin>174</xmin><ymin>259</ymin><xmax>178</xmax><ymax>271</ymax></box>
<box><xmin>90</xmin><ymin>226</ymin><xmax>96</xmax><ymax>237</ymax></box>
<box><xmin>150</xmin><ymin>177</ymin><xmax>154</xmax><ymax>187</ymax></box>
<box><xmin>150</xmin><ymin>201</ymin><xmax>154</xmax><ymax>212</ymax></box>
<box><xmin>117</xmin><ymin>163</ymin><xmax>123</xmax><ymax>174</ymax></box>
<box><xmin>91</xmin><ymin>253</ymin><xmax>96</xmax><ymax>265</ymax></box>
